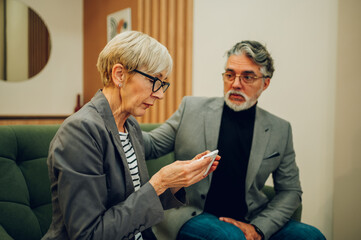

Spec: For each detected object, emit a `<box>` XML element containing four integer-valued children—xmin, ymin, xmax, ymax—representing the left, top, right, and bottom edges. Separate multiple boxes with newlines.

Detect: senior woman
<box><xmin>42</xmin><ymin>31</ymin><xmax>218</xmax><ymax>240</ymax></box>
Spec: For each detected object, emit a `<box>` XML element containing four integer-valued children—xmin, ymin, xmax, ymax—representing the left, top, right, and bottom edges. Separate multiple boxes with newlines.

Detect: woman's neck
<box><xmin>102</xmin><ymin>86</ymin><xmax>130</xmax><ymax>132</ymax></box>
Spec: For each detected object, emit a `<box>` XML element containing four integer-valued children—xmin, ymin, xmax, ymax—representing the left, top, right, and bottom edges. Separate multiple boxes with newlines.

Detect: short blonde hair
<box><xmin>97</xmin><ymin>31</ymin><xmax>173</xmax><ymax>86</ymax></box>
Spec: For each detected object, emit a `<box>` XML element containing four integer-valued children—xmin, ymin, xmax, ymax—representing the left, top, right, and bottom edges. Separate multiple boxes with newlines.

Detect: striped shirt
<box><xmin>119</xmin><ymin>131</ymin><xmax>143</xmax><ymax>240</ymax></box>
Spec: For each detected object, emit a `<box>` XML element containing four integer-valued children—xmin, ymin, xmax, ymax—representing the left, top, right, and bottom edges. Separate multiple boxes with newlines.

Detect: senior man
<box><xmin>143</xmin><ymin>40</ymin><xmax>325</xmax><ymax>240</ymax></box>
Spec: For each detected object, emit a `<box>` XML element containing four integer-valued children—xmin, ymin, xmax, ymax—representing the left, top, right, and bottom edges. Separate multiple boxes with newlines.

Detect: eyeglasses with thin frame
<box><xmin>222</xmin><ymin>71</ymin><xmax>267</xmax><ymax>84</ymax></box>
<box><xmin>133</xmin><ymin>69</ymin><xmax>170</xmax><ymax>93</ymax></box>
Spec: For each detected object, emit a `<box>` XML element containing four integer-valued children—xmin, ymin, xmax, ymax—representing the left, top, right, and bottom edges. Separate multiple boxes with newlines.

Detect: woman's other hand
<box><xmin>149</xmin><ymin>151</ymin><xmax>220</xmax><ymax>195</ymax></box>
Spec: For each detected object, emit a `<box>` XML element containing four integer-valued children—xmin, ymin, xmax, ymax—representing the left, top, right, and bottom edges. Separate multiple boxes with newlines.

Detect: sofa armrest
<box><xmin>0</xmin><ymin>225</ymin><xmax>14</xmax><ymax>240</ymax></box>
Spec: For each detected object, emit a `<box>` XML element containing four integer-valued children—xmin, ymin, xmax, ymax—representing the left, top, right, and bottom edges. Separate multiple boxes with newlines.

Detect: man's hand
<box><xmin>219</xmin><ymin>217</ymin><xmax>262</xmax><ymax>240</ymax></box>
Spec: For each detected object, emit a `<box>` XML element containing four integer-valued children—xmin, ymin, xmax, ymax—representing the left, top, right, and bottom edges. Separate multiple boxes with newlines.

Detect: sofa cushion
<box><xmin>0</xmin><ymin>125</ymin><xmax>59</xmax><ymax>240</ymax></box>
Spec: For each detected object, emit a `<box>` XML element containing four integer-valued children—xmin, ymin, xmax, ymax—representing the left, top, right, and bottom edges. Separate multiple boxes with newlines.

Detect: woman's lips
<box><xmin>143</xmin><ymin>103</ymin><xmax>153</xmax><ymax>108</ymax></box>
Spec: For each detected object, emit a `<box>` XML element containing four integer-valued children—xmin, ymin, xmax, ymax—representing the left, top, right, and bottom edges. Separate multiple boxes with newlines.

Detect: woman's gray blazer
<box><xmin>42</xmin><ymin>90</ymin><xmax>184</xmax><ymax>240</ymax></box>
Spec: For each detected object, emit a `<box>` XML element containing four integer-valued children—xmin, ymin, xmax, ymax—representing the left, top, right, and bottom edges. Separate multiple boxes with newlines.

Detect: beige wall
<box><xmin>6</xmin><ymin>0</ymin><xmax>28</xmax><ymax>82</ymax></box>
<box><xmin>333</xmin><ymin>0</ymin><xmax>361</xmax><ymax>239</ymax></box>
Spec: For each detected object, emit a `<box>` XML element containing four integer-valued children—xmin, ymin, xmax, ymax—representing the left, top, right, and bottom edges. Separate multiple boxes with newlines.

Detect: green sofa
<box><xmin>0</xmin><ymin>124</ymin><xmax>301</xmax><ymax>240</ymax></box>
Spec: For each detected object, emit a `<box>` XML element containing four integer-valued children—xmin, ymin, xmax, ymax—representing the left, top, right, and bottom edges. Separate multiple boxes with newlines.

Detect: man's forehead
<box><xmin>226</xmin><ymin>55</ymin><xmax>260</xmax><ymax>73</ymax></box>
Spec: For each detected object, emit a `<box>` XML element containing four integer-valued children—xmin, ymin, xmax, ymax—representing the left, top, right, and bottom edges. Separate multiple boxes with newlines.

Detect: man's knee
<box><xmin>212</xmin><ymin>222</ymin><xmax>245</xmax><ymax>240</ymax></box>
<box><xmin>178</xmin><ymin>213</ymin><xmax>246</xmax><ymax>240</ymax></box>
<box><xmin>271</xmin><ymin>220</ymin><xmax>326</xmax><ymax>240</ymax></box>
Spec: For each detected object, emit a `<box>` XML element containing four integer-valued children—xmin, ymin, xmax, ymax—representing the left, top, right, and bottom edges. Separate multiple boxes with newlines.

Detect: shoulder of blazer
<box><xmin>181</xmin><ymin>96</ymin><xmax>224</xmax><ymax>111</ymax></box>
<box><xmin>256</xmin><ymin>106</ymin><xmax>291</xmax><ymax>127</ymax></box>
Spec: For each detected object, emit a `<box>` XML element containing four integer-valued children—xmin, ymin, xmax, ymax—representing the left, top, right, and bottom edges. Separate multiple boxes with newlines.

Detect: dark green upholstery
<box><xmin>140</xmin><ymin>123</ymin><xmax>175</xmax><ymax>176</ymax></box>
<box><xmin>0</xmin><ymin>125</ymin><xmax>58</xmax><ymax>240</ymax></box>
<box><xmin>0</xmin><ymin>124</ymin><xmax>301</xmax><ymax>239</ymax></box>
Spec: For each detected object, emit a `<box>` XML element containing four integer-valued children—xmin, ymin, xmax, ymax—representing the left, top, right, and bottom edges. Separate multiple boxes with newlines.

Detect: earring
<box><xmin>118</xmin><ymin>83</ymin><xmax>122</xmax><ymax>88</ymax></box>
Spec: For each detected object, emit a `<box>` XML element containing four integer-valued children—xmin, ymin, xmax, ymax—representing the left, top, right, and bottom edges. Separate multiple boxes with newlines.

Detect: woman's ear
<box><xmin>111</xmin><ymin>63</ymin><xmax>126</xmax><ymax>87</ymax></box>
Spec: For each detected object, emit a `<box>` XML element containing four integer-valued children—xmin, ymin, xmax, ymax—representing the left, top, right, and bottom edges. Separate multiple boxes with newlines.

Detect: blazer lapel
<box><xmin>203</xmin><ymin>98</ymin><xmax>224</xmax><ymax>185</ymax></box>
<box><xmin>91</xmin><ymin>90</ymin><xmax>135</xmax><ymax>197</ymax></box>
<box><xmin>204</xmin><ymin>98</ymin><xmax>224</xmax><ymax>151</ymax></box>
<box><xmin>126</xmin><ymin>119</ymin><xmax>150</xmax><ymax>186</ymax></box>
<box><xmin>110</xmin><ymin>130</ymin><xmax>135</xmax><ymax>196</ymax></box>
<box><xmin>245</xmin><ymin>107</ymin><xmax>271</xmax><ymax>192</ymax></box>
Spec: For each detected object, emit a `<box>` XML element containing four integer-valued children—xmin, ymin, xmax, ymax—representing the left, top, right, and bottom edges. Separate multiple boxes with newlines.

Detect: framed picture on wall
<box><xmin>107</xmin><ymin>8</ymin><xmax>132</xmax><ymax>42</ymax></box>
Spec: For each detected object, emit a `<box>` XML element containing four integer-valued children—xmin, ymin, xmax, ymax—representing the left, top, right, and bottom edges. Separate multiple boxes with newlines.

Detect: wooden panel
<box><xmin>136</xmin><ymin>0</ymin><xmax>193</xmax><ymax>123</ymax></box>
<box><xmin>185</xmin><ymin>0</ymin><xmax>193</xmax><ymax>96</ymax></box>
<box><xmin>28</xmin><ymin>8</ymin><xmax>50</xmax><ymax>78</ymax></box>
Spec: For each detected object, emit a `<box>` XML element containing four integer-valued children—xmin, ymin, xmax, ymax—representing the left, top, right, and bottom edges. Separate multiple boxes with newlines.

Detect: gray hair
<box><xmin>97</xmin><ymin>31</ymin><xmax>173</xmax><ymax>86</ymax></box>
<box><xmin>226</xmin><ymin>40</ymin><xmax>274</xmax><ymax>78</ymax></box>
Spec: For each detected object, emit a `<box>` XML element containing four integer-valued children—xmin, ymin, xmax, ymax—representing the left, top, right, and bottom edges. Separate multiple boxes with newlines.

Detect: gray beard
<box><xmin>224</xmin><ymin>89</ymin><xmax>260</xmax><ymax>112</ymax></box>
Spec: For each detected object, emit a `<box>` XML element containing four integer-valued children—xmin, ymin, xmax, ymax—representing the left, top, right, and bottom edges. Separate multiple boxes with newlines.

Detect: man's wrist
<box><xmin>251</xmin><ymin>224</ymin><xmax>264</xmax><ymax>240</ymax></box>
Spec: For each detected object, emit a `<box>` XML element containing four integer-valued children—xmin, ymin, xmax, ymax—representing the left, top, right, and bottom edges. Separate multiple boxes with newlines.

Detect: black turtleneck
<box><xmin>204</xmin><ymin>102</ymin><xmax>256</xmax><ymax>221</ymax></box>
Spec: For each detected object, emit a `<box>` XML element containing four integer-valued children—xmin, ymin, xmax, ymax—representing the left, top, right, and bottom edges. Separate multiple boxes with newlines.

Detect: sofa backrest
<box><xmin>140</xmin><ymin>123</ymin><xmax>175</xmax><ymax>177</ymax></box>
<box><xmin>0</xmin><ymin>125</ymin><xmax>59</xmax><ymax>240</ymax></box>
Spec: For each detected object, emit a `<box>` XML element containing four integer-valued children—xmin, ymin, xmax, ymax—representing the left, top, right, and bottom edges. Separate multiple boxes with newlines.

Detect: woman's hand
<box><xmin>149</xmin><ymin>151</ymin><xmax>220</xmax><ymax>195</ymax></box>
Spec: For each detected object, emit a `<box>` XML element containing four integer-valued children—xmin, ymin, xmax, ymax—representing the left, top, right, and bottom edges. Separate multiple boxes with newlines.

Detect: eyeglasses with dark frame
<box><xmin>222</xmin><ymin>71</ymin><xmax>267</xmax><ymax>84</ymax></box>
<box><xmin>133</xmin><ymin>69</ymin><xmax>170</xmax><ymax>93</ymax></box>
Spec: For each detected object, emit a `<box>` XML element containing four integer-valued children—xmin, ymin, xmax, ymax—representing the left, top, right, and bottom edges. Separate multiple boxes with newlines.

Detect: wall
<box><xmin>193</xmin><ymin>0</ymin><xmax>337</xmax><ymax>239</ymax></box>
<box><xmin>7</xmin><ymin>0</ymin><xmax>28</xmax><ymax>82</ymax></box>
<box><xmin>333</xmin><ymin>0</ymin><xmax>361</xmax><ymax>239</ymax></box>
<box><xmin>0</xmin><ymin>0</ymin><xmax>82</xmax><ymax>115</ymax></box>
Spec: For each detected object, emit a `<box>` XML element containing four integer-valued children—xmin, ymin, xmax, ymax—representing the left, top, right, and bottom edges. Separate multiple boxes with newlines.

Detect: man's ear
<box><xmin>263</xmin><ymin>77</ymin><xmax>271</xmax><ymax>91</ymax></box>
<box><xmin>111</xmin><ymin>63</ymin><xmax>126</xmax><ymax>87</ymax></box>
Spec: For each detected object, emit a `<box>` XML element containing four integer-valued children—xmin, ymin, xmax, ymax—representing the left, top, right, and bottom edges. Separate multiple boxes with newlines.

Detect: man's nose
<box><xmin>231</xmin><ymin>76</ymin><xmax>243</xmax><ymax>89</ymax></box>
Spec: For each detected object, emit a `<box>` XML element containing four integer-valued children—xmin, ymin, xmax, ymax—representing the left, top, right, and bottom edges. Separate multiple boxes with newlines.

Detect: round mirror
<box><xmin>0</xmin><ymin>0</ymin><xmax>51</xmax><ymax>82</ymax></box>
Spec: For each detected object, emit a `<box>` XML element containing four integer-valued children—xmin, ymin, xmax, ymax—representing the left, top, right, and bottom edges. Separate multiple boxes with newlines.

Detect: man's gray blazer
<box><xmin>143</xmin><ymin>96</ymin><xmax>302</xmax><ymax>240</ymax></box>
<box><xmin>43</xmin><ymin>90</ymin><xmax>184</xmax><ymax>240</ymax></box>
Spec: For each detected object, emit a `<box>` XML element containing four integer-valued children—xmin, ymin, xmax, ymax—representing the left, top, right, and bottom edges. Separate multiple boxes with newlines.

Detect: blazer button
<box><xmin>201</xmin><ymin>194</ymin><xmax>206</xmax><ymax>200</ymax></box>
<box><xmin>191</xmin><ymin>211</ymin><xmax>197</xmax><ymax>216</ymax></box>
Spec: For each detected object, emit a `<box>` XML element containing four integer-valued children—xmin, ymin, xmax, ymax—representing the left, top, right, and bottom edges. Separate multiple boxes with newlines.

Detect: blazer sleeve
<box><xmin>250</xmin><ymin>123</ymin><xmax>302</xmax><ymax>240</ymax></box>
<box><xmin>49</xmin><ymin>119</ymin><xmax>164</xmax><ymax>240</ymax></box>
<box><xmin>143</xmin><ymin>96</ymin><xmax>188</xmax><ymax>159</ymax></box>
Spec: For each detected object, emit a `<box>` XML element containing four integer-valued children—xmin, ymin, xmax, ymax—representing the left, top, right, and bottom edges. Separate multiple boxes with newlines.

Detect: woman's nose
<box><xmin>152</xmin><ymin>88</ymin><xmax>165</xmax><ymax>99</ymax></box>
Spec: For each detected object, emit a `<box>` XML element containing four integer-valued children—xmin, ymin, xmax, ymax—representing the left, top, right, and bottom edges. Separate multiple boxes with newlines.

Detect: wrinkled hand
<box><xmin>150</xmin><ymin>151</ymin><xmax>220</xmax><ymax>195</ymax></box>
<box><xmin>219</xmin><ymin>217</ymin><xmax>262</xmax><ymax>240</ymax></box>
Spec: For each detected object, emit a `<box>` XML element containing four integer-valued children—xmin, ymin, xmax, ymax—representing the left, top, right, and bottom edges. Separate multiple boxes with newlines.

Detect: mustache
<box><xmin>225</xmin><ymin>90</ymin><xmax>248</xmax><ymax>100</ymax></box>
